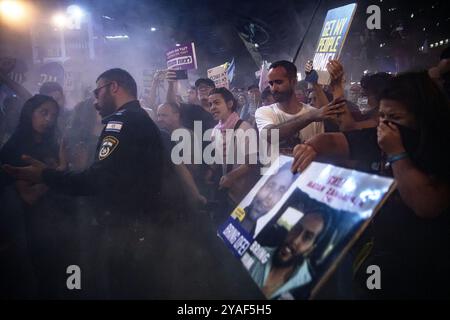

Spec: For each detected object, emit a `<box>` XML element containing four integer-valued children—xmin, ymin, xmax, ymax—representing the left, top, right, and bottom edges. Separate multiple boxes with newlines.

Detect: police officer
<box><xmin>3</xmin><ymin>68</ymin><xmax>166</xmax><ymax>298</ymax></box>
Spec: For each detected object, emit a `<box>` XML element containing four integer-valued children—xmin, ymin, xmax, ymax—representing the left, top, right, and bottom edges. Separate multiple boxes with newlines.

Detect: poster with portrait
<box><xmin>312</xmin><ymin>3</ymin><xmax>357</xmax><ymax>85</ymax></box>
<box><xmin>218</xmin><ymin>156</ymin><xmax>395</xmax><ymax>300</ymax></box>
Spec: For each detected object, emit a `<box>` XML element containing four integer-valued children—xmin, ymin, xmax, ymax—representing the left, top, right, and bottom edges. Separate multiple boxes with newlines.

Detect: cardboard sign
<box><xmin>166</xmin><ymin>43</ymin><xmax>197</xmax><ymax>70</ymax></box>
<box><xmin>207</xmin><ymin>63</ymin><xmax>229</xmax><ymax>89</ymax></box>
<box><xmin>312</xmin><ymin>3</ymin><xmax>357</xmax><ymax>85</ymax></box>
<box><xmin>218</xmin><ymin>155</ymin><xmax>395</xmax><ymax>300</ymax></box>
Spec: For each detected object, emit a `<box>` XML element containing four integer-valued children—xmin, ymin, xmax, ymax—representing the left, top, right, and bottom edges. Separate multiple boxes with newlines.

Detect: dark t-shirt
<box><xmin>0</xmin><ymin>133</ymin><xmax>59</xmax><ymax>190</ymax></box>
<box><xmin>179</xmin><ymin>103</ymin><xmax>216</xmax><ymax>132</ymax></box>
<box><xmin>343</xmin><ymin>127</ymin><xmax>383</xmax><ymax>174</ymax></box>
<box><xmin>42</xmin><ymin>100</ymin><xmax>165</xmax><ymax>222</ymax></box>
<box><xmin>343</xmin><ymin>127</ymin><xmax>450</xmax><ymax>298</ymax></box>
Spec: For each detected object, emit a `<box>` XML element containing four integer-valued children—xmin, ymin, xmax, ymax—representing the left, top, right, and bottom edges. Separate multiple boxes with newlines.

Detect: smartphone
<box><xmin>173</xmin><ymin>69</ymin><xmax>188</xmax><ymax>80</ymax></box>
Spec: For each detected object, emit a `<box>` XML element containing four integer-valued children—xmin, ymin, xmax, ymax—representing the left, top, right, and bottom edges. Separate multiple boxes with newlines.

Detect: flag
<box><xmin>226</xmin><ymin>58</ymin><xmax>235</xmax><ymax>84</ymax></box>
<box><xmin>258</xmin><ymin>60</ymin><xmax>270</xmax><ymax>92</ymax></box>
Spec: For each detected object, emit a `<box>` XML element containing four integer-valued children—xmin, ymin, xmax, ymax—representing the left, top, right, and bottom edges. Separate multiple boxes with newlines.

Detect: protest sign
<box><xmin>218</xmin><ymin>155</ymin><xmax>395</xmax><ymax>300</ymax></box>
<box><xmin>207</xmin><ymin>63</ymin><xmax>229</xmax><ymax>89</ymax></box>
<box><xmin>166</xmin><ymin>43</ymin><xmax>197</xmax><ymax>70</ymax></box>
<box><xmin>312</xmin><ymin>3</ymin><xmax>357</xmax><ymax>85</ymax></box>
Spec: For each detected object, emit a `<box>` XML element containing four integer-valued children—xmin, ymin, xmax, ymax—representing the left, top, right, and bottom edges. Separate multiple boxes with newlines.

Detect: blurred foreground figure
<box><xmin>3</xmin><ymin>68</ymin><xmax>166</xmax><ymax>298</ymax></box>
<box><xmin>2</xmin><ymin>68</ymin><xmax>264</xmax><ymax>300</ymax></box>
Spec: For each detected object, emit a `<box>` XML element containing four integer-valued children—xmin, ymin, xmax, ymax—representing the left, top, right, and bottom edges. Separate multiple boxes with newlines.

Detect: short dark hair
<box><xmin>209</xmin><ymin>87</ymin><xmax>238</xmax><ymax>112</ymax></box>
<box><xmin>160</xmin><ymin>102</ymin><xmax>180</xmax><ymax>114</ymax></box>
<box><xmin>96</xmin><ymin>68</ymin><xmax>137</xmax><ymax>98</ymax></box>
<box><xmin>39</xmin><ymin>81</ymin><xmax>63</xmax><ymax>96</ymax></box>
<box><xmin>440</xmin><ymin>46</ymin><xmax>450</xmax><ymax>60</ymax></box>
<box><xmin>269</xmin><ymin>60</ymin><xmax>297</xmax><ymax>80</ymax></box>
<box><xmin>296</xmin><ymin>80</ymin><xmax>308</xmax><ymax>91</ymax></box>
<box><xmin>360</xmin><ymin>72</ymin><xmax>392</xmax><ymax>98</ymax></box>
<box><xmin>194</xmin><ymin>78</ymin><xmax>215</xmax><ymax>89</ymax></box>
<box><xmin>261</xmin><ymin>86</ymin><xmax>273</xmax><ymax>100</ymax></box>
<box><xmin>247</xmin><ymin>84</ymin><xmax>259</xmax><ymax>91</ymax></box>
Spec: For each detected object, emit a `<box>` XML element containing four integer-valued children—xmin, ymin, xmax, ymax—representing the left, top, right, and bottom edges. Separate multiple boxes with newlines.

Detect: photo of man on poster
<box><xmin>248</xmin><ymin>209</ymin><xmax>328</xmax><ymax>299</ymax></box>
<box><xmin>240</xmin><ymin>161</ymin><xmax>297</xmax><ymax>237</ymax></box>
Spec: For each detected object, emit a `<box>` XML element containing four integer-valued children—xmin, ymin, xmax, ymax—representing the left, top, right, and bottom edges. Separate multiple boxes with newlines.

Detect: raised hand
<box><xmin>309</xmin><ymin>97</ymin><xmax>346</xmax><ymax>122</ymax></box>
<box><xmin>291</xmin><ymin>144</ymin><xmax>317</xmax><ymax>173</ymax></box>
<box><xmin>326</xmin><ymin>59</ymin><xmax>344</xmax><ymax>86</ymax></box>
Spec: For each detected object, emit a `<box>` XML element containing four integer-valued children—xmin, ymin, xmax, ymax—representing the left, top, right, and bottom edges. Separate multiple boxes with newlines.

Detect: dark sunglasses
<box><xmin>93</xmin><ymin>82</ymin><xmax>113</xmax><ymax>98</ymax></box>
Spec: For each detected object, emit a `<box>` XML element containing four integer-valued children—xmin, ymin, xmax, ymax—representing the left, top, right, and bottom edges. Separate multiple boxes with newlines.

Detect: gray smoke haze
<box><xmin>1</xmin><ymin>0</ymin><xmax>377</xmax><ymax>107</ymax></box>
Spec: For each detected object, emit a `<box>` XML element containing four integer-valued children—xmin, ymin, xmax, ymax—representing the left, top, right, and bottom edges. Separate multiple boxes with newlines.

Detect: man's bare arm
<box><xmin>166</xmin><ymin>70</ymin><xmax>179</xmax><ymax>105</ymax></box>
<box><xmin>264</xmin><ymin>99</ymin><xmax>346</xmax><ymax>144</ymax></box>
<box><xmin>291</xmin><ymin>132</ymin><xmax>350</xmax><ymax>173</ymax></box>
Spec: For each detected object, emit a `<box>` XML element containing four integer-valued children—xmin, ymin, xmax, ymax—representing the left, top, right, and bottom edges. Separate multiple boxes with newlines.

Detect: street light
<box><xmin>67</xmin><ymin>5</ymin><xmax>84</xmax><ymax>19</ymax></box>
<box><xmin>52</xmin><ymin>13</ymin><xmax>67</xmax><ymax>28</ymax></box>
<box><xmin>0</xmin><ymin>0</ymin><xmax>25</xmax><ymax>21</ymax></box>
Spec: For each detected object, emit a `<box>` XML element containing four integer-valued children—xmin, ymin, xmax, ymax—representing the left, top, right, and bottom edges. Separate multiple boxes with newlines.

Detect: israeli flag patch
<box><xmin>105</xmin><ymin>121</ymin><xmax>123</xmax><ymax>133</ymax></box>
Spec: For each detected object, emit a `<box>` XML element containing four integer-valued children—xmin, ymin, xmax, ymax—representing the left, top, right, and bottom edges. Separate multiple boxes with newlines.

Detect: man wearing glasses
<box><xmin>3</xmin><ymin>68</ymin><xmax>166</xmax><ymax>298</ymax></box>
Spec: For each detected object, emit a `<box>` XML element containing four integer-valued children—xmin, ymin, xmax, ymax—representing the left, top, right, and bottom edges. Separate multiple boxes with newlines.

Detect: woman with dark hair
<box><xmin>1</xmin><ymin>94</ymin><xmax>60</xmax><ymax>195</ymax></box>
<box><xmin>208</xmin><ymin>87</ymin><xmax>259</xmax><ymax>224</ymax></box>
<box><xmin>0</xmin><ymin>94</ymin><xmax>78</xmax><ymax>299</ymax></box>
<box><xmin>291</xmin><ymin>71</ymin><xmax>450</xmax><ymax>298</ymax></box>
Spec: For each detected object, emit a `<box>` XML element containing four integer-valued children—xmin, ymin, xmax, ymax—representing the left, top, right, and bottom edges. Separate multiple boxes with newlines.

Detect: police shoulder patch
<box><xmin>98</xmin><ymin>136</ymin><xmax>119</xmax><ymax>160</ymax></box>
<box><xmin>105</xmin><ymin>121</ymin><xmax>123</xmax><ymax>133</ymax></box>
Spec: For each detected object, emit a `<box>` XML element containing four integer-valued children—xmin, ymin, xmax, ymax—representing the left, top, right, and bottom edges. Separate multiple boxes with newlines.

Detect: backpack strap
<box><xmin>223</xmin><ymin>119</ymin><xmax>244</xmax><ymax>175</ymax></box>
<box><xmin>233</xmin><ymin>119</ymin><xmax>243</xmax><ymax>131</ymax></box>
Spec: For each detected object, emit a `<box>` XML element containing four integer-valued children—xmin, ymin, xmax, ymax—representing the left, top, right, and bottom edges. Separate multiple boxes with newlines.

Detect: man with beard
<box><xmin>255</xmin><ymin>60</ymin><xmax>345</xmax><ymax>150</ymax></box>
<box><xmin>248</xmin><ymin>211</ymin><xmax>325</xmax><ymax>299</ymax></box>
<box><xmin>241</xmin><ymin>162</ymin><xmax>297</xmax><ymax>237</ymax></box>
<box><xmin>3</xmin><ymin>68</ymin><xmax>166</xmax><ymax>298</ymax></box>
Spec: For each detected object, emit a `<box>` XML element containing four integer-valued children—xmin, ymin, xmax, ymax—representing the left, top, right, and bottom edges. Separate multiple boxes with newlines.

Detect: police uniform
<box><xmin>43</xmin><ymin>100</ymin><xmax>164</xmax><ymax>220</ymax></box>
<box><xmin>41</xmin><ymin>100</ymin><xmax>165</xmax><ymax>298</ymax></box>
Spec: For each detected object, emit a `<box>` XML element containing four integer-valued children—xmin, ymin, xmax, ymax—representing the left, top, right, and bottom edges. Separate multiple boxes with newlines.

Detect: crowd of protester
<box><xmin>0</xmin><ymin>45</ymin><xmax>449</xmax><ymax>299</ymax></box>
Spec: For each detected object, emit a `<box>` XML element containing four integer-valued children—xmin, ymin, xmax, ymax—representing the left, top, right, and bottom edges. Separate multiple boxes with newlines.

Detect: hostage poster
<box><xmin>218</xmin><ymin>156</ymin><xmax>395</xmax><ymax>300</ymax></box>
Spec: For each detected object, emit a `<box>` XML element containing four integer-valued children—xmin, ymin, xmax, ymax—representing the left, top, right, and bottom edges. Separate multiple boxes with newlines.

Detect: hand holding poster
<box><xmin>166</xmin><ymin>42</ymin><xmax>197</xmax><ymax>70</ymax></box>
<box><xmin>312</xmin><ymin>3</ymin><xmax>357</xmax><ymax>85</ymax></box>
<box><xmin>218</xmin><ymin>156</ymin><xmax>395</xmax><ymax>300</ymax></box>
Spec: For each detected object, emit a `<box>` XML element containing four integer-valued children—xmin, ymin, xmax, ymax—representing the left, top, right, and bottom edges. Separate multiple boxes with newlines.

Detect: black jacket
<box><xmin>42</xmin><ymin>100</ymin><xmax>165</xmax><ymax>223</ymax></box>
